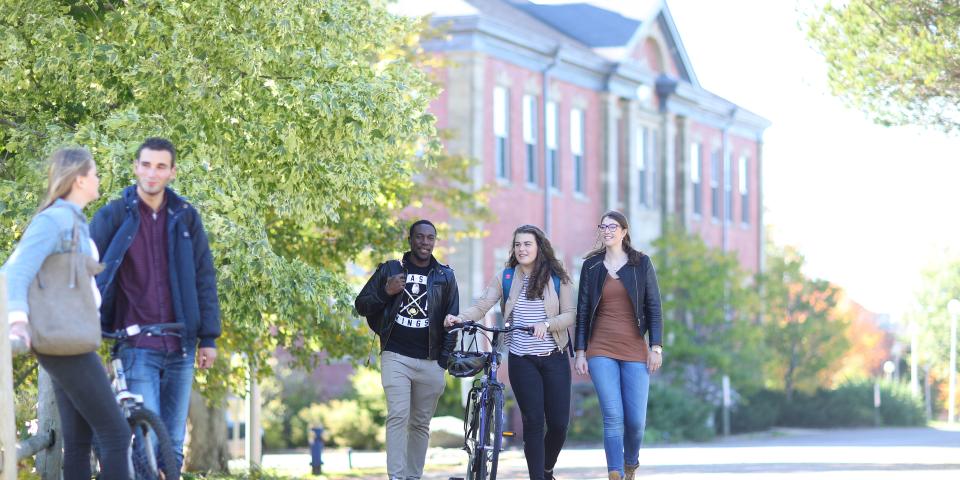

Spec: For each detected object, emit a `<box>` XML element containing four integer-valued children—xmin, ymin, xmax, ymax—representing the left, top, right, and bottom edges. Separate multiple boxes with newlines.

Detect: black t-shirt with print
<box><xmin>385</xmin><ymin>263</ymin><xmax>432</xmax><ymax>359</ymax></box>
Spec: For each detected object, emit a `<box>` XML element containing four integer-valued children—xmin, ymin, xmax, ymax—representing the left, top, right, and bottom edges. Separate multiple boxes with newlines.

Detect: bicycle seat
<box><xmin>447</xmin><ymin>350</ymin><xmax>486</xmax><ymax>378</ymax></box>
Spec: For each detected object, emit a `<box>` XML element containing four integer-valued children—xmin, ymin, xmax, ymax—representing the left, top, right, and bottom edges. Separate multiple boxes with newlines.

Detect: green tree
<box><xmin>0</xmin><ymin>0</ymin><xmax>482</xmax><ymax>470</ymax></box>
<box><xmin>806</xmin><ymin>0</ymin><xmax>960</xmax><ymax>132</ymax></box>
<box><xmin>760</xmin><ymin>245</ymin><xmax>850</xmax><ymax>401</ymax></box>
<box><xmin>653</xmin><ymin>229</ymin><xmax>764</xmax><ymax>400</ymax></box>
<box><xmin>907</xmin><ymin>253</ymin><xmax>960</xmax><ymax>416</ymax></box>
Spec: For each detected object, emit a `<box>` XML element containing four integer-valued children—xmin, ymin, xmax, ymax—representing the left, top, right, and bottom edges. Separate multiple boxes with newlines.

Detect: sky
<box><xmin>535</xmin><ymin>0</ymin><xmax>960</xmax><ymax>318</ymax></box>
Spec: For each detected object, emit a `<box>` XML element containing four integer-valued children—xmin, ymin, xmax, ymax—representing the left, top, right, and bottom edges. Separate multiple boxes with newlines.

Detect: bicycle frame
<box><xmin>103</xmin><ymin>323</ymin><xmax>183</xmax><ymax>414</ymax></box>
<box><xmin>451</xmin><ymin>321</ymin><xmax>533</xmax><ymax>479</ymax></box>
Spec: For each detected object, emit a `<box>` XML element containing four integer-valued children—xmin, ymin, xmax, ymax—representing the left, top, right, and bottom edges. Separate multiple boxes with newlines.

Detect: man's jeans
<box><xmin>121</xmin><ymin>346</ymin><xmax>195</xmax><ymax>472</ymax></box>
<box><xmin>381</xmin><ymin>351</ymin><xmax>446</xmax><ymax>480</ymax></box>
<box><xmin>587</xmin><ymin>356</ymin><xmax>650</xmax><ymax>477</ymax></box>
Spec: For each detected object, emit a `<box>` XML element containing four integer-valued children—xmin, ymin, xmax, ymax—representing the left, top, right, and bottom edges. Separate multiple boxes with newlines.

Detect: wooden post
<box><xmin>34</xmin><ymin>366</ymin><xmax>61</xmax><ymax>479</ymax></box>
<box><xmin>1</xmin><ymin>273</ymin><xmax>17</xmax><ymax>480</ymax></box>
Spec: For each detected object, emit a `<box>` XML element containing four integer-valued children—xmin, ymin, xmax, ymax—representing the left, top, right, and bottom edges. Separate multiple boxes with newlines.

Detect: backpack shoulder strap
<box><xmin>551</xmin><ymin>274</ymin><xmax>561</xmax><ymax>296</ymax></box>
<box><xmin>500</xmin><ymin>267</ymin><xmax>515</xmax><ymax>312</ymax></box>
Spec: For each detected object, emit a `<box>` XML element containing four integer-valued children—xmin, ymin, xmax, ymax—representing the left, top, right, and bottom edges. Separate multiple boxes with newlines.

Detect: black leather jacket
<box><xmin>354</xmin><ymin>252</ymin><xmax>459</xmax><ymax>362</ymax></box>
<box><xmin>574</xmin><ymin>253</ymin><xmax>663</xmax><ymax>351</ymax></box>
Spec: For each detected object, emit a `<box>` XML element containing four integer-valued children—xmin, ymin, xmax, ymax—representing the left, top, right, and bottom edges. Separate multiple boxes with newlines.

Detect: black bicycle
<box><xmin>446</xmin><ymin>321</ymin><xmax>533</xmax><ymax>480</ymax></box>
<box><xmin>100</xmin><ymin>323</ymin><xmax>180</xmax><ymax>480</ymax></box>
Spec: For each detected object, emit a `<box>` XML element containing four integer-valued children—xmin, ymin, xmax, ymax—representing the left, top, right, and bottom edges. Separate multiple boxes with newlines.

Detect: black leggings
<box><xmin>508</xmin><ymin>351</ymin><xmax>572</xmax><ymax>480</ymax></box>
<box><xmin>36</xmin><ymin>352</ymin><xmax>131</xmax><ymax>480</ymax></box>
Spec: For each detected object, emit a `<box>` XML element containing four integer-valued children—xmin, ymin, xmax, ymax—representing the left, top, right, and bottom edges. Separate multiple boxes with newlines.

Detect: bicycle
<box><xmin>446</xmin><ymin>321</ymin><xmax>534</xmax><ymax>480</ymax></box>
<box><xmin>100</xmin><ymin>323</ymin><xmax>180</xmax><ymax>480</ymax></box>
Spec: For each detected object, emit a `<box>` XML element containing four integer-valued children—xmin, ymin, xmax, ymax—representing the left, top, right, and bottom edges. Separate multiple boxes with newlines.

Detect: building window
<box><xmin>546</xmin><ymin>101</ymin><xmax>559</xmax><ymax>190</ymax></box>
<box><xmin>725</xmin><ymin>152</ymin><xmax>733</xmax><ymax>222</ymax></box>
<box><xmin>652</xmin><ymin>131</ymin><xmax>660</xmax><ymax>208</ymax></box>
<box><xmin>494</xmin><ymin>87</ymin><xmax>509</xmax><ymax>180</ymax></box>
<box><xmin>739</xmin><ymin>155</ymin><xmax>749</xmax><ymax>224</ymax></box>
<box><xmin>522</xmin><ymin>94</ymin><xmax>538</xmax><ymax>185</ymax></box>
<box><xmin>710</xmin><ymin>149</ymin><xmax>720</xmax><ymax>220</ymax></box>
<box><xmin>690</xmin><ymin>142</ymin><xmax>702</xmax><ymax>216</ymax></box>
<box><xmin>637</xmin><ymin>127</ymin><xmax>649</xmax><ymax>206</ymax></box>
<box><xmin>571</xmin><ymin>108</ymin><xmax>585</xmax><ymax>194</ymax></box>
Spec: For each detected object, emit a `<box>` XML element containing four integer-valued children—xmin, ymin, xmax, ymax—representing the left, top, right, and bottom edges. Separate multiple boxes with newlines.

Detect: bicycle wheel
<box><xmin>487</xmin><ymin>388</ymin><xmax>504</xmax><ymax>480</ymax></box>
<box><xmin>466</xmin><ymin>386</ymin><xmax>504</xmax><ymax>480</ymax></box>
<box><xmin>465</xmin><ymin>388</ymin><xmax>483</xmax><ymax>480</ymax></box>
<box><xmin>127</xmin><ymin>407</ymin><xmax>178</xmax><ymax>480</ymax></box>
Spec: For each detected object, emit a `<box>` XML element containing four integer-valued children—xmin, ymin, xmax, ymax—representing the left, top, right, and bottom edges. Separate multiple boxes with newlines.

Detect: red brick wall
<box><xmin>482</xmin><ymin>57</ymin><xmax>605</xmax><ymax>279</ymax></box>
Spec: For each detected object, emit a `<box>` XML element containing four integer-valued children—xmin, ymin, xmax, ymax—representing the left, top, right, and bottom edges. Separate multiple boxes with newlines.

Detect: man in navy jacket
<box><xmin>90</xmin><ymin>137</ymin><xmax>221</xmax><ymax>474</ymax></box>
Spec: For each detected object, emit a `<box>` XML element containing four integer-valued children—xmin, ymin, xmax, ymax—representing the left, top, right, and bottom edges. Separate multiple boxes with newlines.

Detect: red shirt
<box><xmin>115</xmin><ymin>197</ymin><xmax>181</xmax><ymax>352</ymax></box>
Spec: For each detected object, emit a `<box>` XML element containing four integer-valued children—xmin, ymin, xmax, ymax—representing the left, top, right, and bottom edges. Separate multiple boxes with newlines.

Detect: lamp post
<box><xmin>909</xmin><ymin>320</ymin><xmax>919</xmax><ymax>398</ymax></box>
<box><xmin>947</xmin><ymin>299</ymin><xmax>959</xmax><ymax>424</ymax></box>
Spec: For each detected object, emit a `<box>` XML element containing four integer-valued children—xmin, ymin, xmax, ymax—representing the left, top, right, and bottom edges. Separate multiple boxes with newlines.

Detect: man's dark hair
<box><xmin>135</xmin><ymin>137</ymin><xmax>177</xmax><ymax>167</ymax></box>
<box><xmin>408</xmin><ymin>219</ymin><xmax>437</xmax><ymax>238</ymax></box>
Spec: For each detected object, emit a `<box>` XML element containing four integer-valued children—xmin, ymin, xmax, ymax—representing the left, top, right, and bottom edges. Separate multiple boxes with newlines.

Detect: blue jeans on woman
<box><xmin>587</xmin><ymin>356</ymin><xmax>650</xmax><ymax>477</ymax></box>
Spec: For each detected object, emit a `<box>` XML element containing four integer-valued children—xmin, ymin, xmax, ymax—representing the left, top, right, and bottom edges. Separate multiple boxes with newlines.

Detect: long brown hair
<box><xmin>37</xmin><ymin>147</ymin><xmax>94</xmax><ymax>212</ymax></box>
<box><xmin>584</xmin><ymin>210</ymin><xmax>644</xmax><ymax>265</ymax></box>
<box><xmin>507</xmin><ymin>225</ymin><xmax>571</xmax><ymax>300</ymax></box>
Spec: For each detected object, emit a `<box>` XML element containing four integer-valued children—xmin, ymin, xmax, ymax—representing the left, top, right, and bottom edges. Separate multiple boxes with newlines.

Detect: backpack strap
<box><xmin>501</xmin><ymin>268</ymin><xmax>562</xmax><ymax>311</ymax></box>
<box><xmin>500</xmin><ymin>267</ymin><xmax>515</xmax><ymax>314</ymax></box>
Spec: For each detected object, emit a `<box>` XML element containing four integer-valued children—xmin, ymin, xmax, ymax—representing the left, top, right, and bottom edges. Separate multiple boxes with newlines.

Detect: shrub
<box><xmin>754</xmin><ymin>379</ymin><xmax>925</xmax><ymax>429</ymax></box>
<box><xmin>647</xmin><ymin>383</ymin><xmax>714</xmax><ymax>442</ymax></box>
<box><xmin>729</xmin><ymin>389</ymin><xmax>783</xmax><ymax>433</ymax></box>
<box><xmin>298</xmin><ymin>399</ymin><xmax>385</xmax><ymax>450</ymax></box>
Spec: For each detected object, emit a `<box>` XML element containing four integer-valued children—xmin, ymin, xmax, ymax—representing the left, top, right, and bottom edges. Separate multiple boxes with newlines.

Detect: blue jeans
<box><xmin>121</xmin><ymin>346</ymin><xmax>195</xmax><ymax>472</ymax></box>
<box><xmin>587</xmin><ymin>356</ymin><xmax>650</xmax><ymax>477</ymax></box>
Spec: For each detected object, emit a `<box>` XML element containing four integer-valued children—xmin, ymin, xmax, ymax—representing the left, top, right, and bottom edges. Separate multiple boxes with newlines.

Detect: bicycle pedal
<box><xmin>502</xmin><ymin>431</ymin><xmax>515</xmax><ymax>437</ymax></box>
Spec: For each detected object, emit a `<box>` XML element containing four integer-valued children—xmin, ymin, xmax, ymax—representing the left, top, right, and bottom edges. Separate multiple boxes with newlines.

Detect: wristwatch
<box><xmin>651</xmin><ymin>345</ymin><xmax>663</xmax><ymax>354</ymax></box>
<box><xmin>542</xmin><ymin>320</ymin><xmax>550</xmax><ymax>330</ymax></box>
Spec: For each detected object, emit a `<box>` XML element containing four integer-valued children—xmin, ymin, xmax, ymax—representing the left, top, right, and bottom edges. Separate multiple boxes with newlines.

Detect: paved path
<box><xmin>259</xmin><ymin>426</ymin><xmax>960</xmax><ymax>479</ymax></box>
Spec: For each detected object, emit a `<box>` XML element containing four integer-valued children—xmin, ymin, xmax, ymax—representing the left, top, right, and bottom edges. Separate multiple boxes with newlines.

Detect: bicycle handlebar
<box><xmin>102</xmin><ymin>323</ymin><xmax>184</xmax><ymax>340</ymax></box>
<box><xmin>450</xmin><ymin>321</ymin><xmax>534</xmax><ymax>335</ymax></box>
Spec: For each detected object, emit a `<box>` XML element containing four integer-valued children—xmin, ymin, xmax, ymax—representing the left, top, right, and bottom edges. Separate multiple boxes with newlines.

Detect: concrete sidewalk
<box><xmin>252</xmin><ymin>426</ymin><xmax>960</xmax><ymax>480</ymax></box>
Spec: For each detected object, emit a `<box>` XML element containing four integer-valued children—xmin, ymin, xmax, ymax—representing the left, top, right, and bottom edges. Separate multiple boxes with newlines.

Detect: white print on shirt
<box><xmin>396</xmin><ymin>273</ymin><xmax>429</xmax><ymax>328</ymax></box>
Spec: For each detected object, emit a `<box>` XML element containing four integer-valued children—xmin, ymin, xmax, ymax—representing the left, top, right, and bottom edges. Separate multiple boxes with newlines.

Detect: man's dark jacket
<box><xmin>90</xmin><ymin>185</ymin><xmax>221</xmax><ymax>352</ymax></box>
<box><xmin>574</xmin><ymin>252</ymin><xmax>663</xmax><ymax>351</ymax></box>
<box><xmin>355</xmin><ymin>252</ymin><xmax>459</xmax><ymax>363</ymax></box>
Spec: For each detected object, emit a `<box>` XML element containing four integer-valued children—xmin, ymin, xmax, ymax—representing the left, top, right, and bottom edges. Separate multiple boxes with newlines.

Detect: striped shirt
<box><xmin>508</xmin><ymin>276</ymin><xmax>559</xmax><ymax>356</ymax></box>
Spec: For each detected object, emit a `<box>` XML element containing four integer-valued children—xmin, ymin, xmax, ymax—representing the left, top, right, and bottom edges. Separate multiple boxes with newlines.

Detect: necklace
<box><xmin>604</xmin><ymin>255</ymin><xmax>627</xmax><ymax>273</ymax></box>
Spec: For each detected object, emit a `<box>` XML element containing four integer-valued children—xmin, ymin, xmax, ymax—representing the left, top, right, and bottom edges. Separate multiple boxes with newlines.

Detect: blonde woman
<box><xmin>3</xmin><ymin>148</ymin><xmax>131</xmax><ymax>480</ymax></box>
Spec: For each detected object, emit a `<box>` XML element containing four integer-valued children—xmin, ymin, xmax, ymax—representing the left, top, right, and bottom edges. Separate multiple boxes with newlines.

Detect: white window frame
<box><xmin>546</xmin><ymin>101</ymin><xmax>559</xmax><ymax>190</ymax></box>
<box><xmin>690</xmin><ymin>142</ymin><xmax>702</xmax><ymax>216</ymax></box>
<box><xmin>522</xmin><ymin>94</ymin><xmax>538</xmax><ymax>185</ymax></box>
<box><xmin>571</xmin><ymin>108</ymin><xmax>585</xmax><ymax>194</ymax></box>
<box><xmin>739</xmin><ymin>154</ymin><xmax>749</xmax><ymax>225</ymax></box>
<box><xmin>494</xmin><ymin>87</ymin><xmax>509</xmax><ymax>180</ymax></box>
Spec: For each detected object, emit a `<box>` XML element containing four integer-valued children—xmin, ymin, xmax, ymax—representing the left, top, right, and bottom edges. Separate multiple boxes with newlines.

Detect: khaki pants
<box><xmin>381</xmin><ymin>350</ymin><xmax>447</xmax><ymax>480</ymax></box>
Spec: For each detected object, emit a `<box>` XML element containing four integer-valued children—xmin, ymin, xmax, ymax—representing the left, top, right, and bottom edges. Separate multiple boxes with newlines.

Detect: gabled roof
<box><xmin>512</xmin><ymin>2</ymin><xmax>640</xmax><ymax>47</ymax></box>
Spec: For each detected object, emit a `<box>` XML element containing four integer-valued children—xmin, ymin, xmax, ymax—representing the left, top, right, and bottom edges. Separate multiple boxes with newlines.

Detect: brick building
<box><xmin>409</xmin><ymin>0</ymin><xmax>771</xmax><ymax>310</ymax></box>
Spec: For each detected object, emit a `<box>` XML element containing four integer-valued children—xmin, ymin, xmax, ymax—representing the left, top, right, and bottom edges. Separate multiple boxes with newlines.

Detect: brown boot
<box><xmin>608</xmin><ymin>471</ymin><xmax>622</xmax><ymax>480</ymax></box>
<box><xmin>625</xmin><ymin>463</ymin><xmax>639</xmax><ymax>480</ymax></box>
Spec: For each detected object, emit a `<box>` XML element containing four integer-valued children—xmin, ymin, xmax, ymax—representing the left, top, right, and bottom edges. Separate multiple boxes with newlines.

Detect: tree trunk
<box><xmin>784</xmin><ymin>344</ymin><xmax>798</xmax><ymax>403</ymax></box>
<box><xmin>185</xmin><ymin>390</ymin><xmax>229</xmax><ymax>474</ymax></box>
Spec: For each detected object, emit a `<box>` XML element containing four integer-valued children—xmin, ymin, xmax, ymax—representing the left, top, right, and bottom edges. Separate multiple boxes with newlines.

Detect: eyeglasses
<box><xmin>597</xmin><ymin>224</ymin><xmax>620</xmax><ymax>233</ymax></box>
